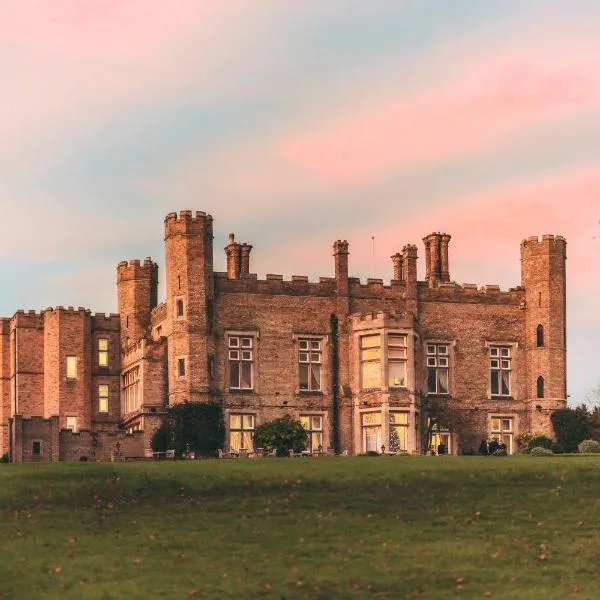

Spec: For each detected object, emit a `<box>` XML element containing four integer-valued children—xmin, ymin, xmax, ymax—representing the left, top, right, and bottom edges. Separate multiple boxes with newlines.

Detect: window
<box><xmin>491</xmin><ymin>417</ymin><xmax>513</xmax><ymax>454</ymax></box>
<box><xmin>176</xmin><ymin>299</ymin><xmax>184</xmax><ymax>318</ymax></box>
<box><xmin>360</xmin><ymin>335</ymin><xmax>381</xmax><ymax>389</ymax></box>
<box><xmin>537</xmin><ymin>376</ymin><xmax>544</xmax><ymax>399</ymax></box>
<box><xmin>430</xmin><ymin>422</ymin><xmax>451</xmax><ymax>455</ymax></box>
<box><xmin>389</xmin><ymin>412</ymin><xmax>408</xmax><ymax>452</ymax></box>
<box><xmin>66</xmin><ymin>416</ymin><xmax>77</xmax><ymax>432</ymax></box>
<box><xmin>122</xmin><ymin>367</ymin><xmax>140</xmax><ymax>414</ymax></box>
<box><xmin>177</xmin><ymin>358</ymin><xmax>186</xmax><ymax>377</ymax></box>
<box><xmin>99</xmin><ymin>384</ymin><xmax>109</xmax><ymax>413</ymax></box>
<box><xmin>299</xmin><ymin>339</ymin><xmax>322</xmax><ymax>391</ymax></box>
<box><xmin>388</xmin><ymin>335</ymin><xmax>407</xmax><ymax>388</ymax></box>
<box><xmin>32</xmin><ymin>440</ymin><xmax>42</xmax><ymax>456</ymax></box>
<box><xmin>98</xmin><ymin>338</ymin><xmax>109</xmax><ymax>367</ymax></box>
<box><xmin>361</xmin><ymin>412</ymin><xmax>382</xmax><ymax>452</ymax></box>
<box><xmin>228</xmin><ymin>336</ymin><xmax>253</xmax><ymax>390</ymax></box>
<box><xmin>427</xmin><ymin>344</ymin><xmax>449</xmax><ymax>394</ymax></box>
<box><xmin>536</xmin><ymin>325</ymin><xmax>544</xmax><ymax>348</ymax></box>
<box><xmin>489</xmin><ymin>347</ymin><xmax>511</xmax><ymax>397</ymax></box>
<box><xmin>66</xmin><ymin>356</ymin><xmax>77</xmax><ymax>380</ymax></box>
<box><xmin>156</xmin><ymin>326</ymin><xmax>162</xmax><ymax>338</ymax></box>
<box><xmin>300</xmin><ymin>415</ymin><xmax>323</xmax><ymax>452</ymax></box>
<box><xmin>229</xmin><ymin>414</ymin><xmax>254</xmax><ymax>451</ymax></box>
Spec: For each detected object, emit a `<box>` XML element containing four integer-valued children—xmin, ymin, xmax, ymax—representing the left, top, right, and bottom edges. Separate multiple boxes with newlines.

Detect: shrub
<box><xmin>530</xmin><ymin>446</ymin><xmax>553</xmax><ymax>457</ymax></box>
<box><xmin>253</xmin><ymin>415</ymin><xmax>308</xmax><ymax>457</ymax></box>
<box><xmin>0</xmin><ymin>453</ymin><xmax>9</xmax><ymax>464</ymax></box>
<box><xmin>527</xmin><ymin>435</ymin><xmax>554</xmax><ymax>452</ymax></box>
<box><xmin>551</xmin><ymin>408</ymin><xmax>590</xmax><ymax>453</ymax></box>
<box><xmin>578</xmin><ymin>439</ymin><xmax>600</xmax><ymax>454</ymax></box>
<box><xmin>516</xmin><ymin>432</ymin><xmax>533</xmax><ymax>453</ymax></box>
<box><xmin>493</xmin><ymin>449</ymin><xmax>507</xmax><ymax>456</ymax></box>
<box><xmin>151</xmin><ymin>402</ymin><xmax>225</xmax><ymax>457</ymax></box>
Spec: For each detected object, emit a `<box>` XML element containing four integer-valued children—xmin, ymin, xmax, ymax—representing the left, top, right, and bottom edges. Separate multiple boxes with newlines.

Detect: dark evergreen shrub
<box><xmin>253</xmin><ymin>415</ymin><xmax>308</xmax><ymax>457</ymax></box>
<box><xmin>551</xmin><ymin>408</ymin><xmax>590</xmax><ymax>453</ymax></box>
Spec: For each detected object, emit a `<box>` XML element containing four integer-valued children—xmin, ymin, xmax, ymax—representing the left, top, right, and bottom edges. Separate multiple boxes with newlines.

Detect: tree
<box><xmin>151</xmin><ymin>402</ymin><xmax>225</xmax><ymax>457</ymax></box>
<box><xmin>421</xmin><ymin>395</ymin><xmax>466</xmax><ymax>454</ymax></box>
<box><xmin>253</xmin><ymin>415</ymin><xmax>308</xmax><ymax>457</ymax></box>
<box><xmin>551</xmin><ymin>408</ymin><xmax>590</xmax><ymax>453</ymax></box>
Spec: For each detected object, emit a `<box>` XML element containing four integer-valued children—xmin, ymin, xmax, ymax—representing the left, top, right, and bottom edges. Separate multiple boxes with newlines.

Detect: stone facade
<box><xmin>0</xmin><ymin>210</ymin><xmax>567</xmax><ymax>461</ymax></box>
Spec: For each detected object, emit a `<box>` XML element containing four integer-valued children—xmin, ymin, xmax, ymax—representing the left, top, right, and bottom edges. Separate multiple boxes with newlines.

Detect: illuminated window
<box><xmin>388</xmin><ymin>412</ymin><xmax>408</xmax><ymax>452</ymax></box>
<box><xmin>361</xmin><ymin>412</ymin><xmax>382</xmax><ymax>452</ymax></box>
<box><xmin>360</xmin><ymin>335</ymin><xmax>380</xmax><ymax>389</ymax></box>
<box><xmin>229</xmin><ymin>414</ymin><xmax>255</xmax><ymax>451</ymax></box>
<box><xmin>491</xmin><ymin>417</ymin><xmax>513</xmax><ymax>454</ymax></box>
<box><xmin>299</xmin><ymin>339</ymin><xmax>321</xmax><ymax>391</ymax></box>
<box><xmin>66</xmin><ymin>416</ymin><xmax>78</xmax><ymax>432</ymax></box>
<box><xmin>98</xmin><ymin>339</ymin><xmax>109</xmax><ymax>367</ymax></box>
<box><xmin>388</xmin><ymin>334</ymin><xmax>407</xmax><ymax>388</ymax></box>
<box><xmin>66</xmin><ymin>356</ymin><xmax>77</xmax><ymax>380</ymax></box>
<box><xmin>122</xmin><ymin>367</ymin><xmax>140</xmax><ymax>414</ymax></box>
<box><xmin>228</xmin><ymin>336</ymin><xmax>253</xmax><ymax>390</ymax></box>
<box><xmin>300</xmin><ymin>415</ymin><xmax>323</xmax><ymax>452</ymax></box>
<box><xmin>99</xmin><ymin>384</ymin><xmax>109</xmax><ymax>413</ymax></box>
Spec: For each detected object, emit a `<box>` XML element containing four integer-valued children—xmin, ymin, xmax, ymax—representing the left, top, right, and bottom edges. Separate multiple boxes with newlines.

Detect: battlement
<box><xmin>351</xmin><ymin>310</ymin><xmax>415</xmax><ymax>331</ymax></box>
<box><xmin>164</xmin><ymin>210</ymin><xmax>213</xmax><ymax>237</ymax></box>
<box><xmin>418</xmin><ymin>281</ymin><xmax>524</xmax><ymax>305</ymax></box>
<box><xmin>151</xmin><ymin>302</ymin><xmax>167</xmax><ymax>326</ymax></box>
<box><xmin>91</xmin><ymin>313</ymin><xmax>120</xmax><ymax>331</ymax></box>
<box><xmin>520</xmin><ymin>234</ymin><xmax>567</xmax><ymax>257</ymax></box>
<box><xmin>117</xmin><ymin>257</ymin><xmax>158</xmax><ymax>282</ymax></box>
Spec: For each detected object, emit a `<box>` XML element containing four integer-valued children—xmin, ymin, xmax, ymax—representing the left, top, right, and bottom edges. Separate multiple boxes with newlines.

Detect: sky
<box><xmin>1</xmin><ymin>0</ymin><xmax>599</xmax><ymax>404</ymax></box>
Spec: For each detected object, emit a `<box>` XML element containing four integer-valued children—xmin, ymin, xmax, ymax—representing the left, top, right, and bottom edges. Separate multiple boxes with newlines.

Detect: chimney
<box><xmin>225</xmin><ymin>233</ymin><xmax>241</xmax><ymax>279</ymax></box>
<box><xmin>240</xmin><ymin>243</ymin><xmax>253</xmax><ymax>277</ymax></box>
<box><xmin>333</xmin><ymin>240</ymin><xmax>349</xmax><ymax>296</ymax></box>
<box><xmin>391</xmin><ymin>253</ymin><xmax>404</xmax><ymax>281</ymax></box>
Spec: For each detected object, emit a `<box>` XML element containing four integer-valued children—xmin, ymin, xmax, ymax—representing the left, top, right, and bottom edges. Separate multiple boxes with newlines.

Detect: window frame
<box><xmin>360</xmin><ymin>334</ymin><xmax>381</xmax><ymax>390</ymax></box>
<box><xmin>298</xmin><ymin>337</ymin><xmax>323</xmax><ymax>392</ymax></box>
<box><xmin>490</xmin><ymin>415</ymin><xmax>515</xmax><ymax>455</ymax></box>
<box><xmin>228</xmin><ymin>412</ymin><xmax>256</xmax><ymax>452</ymax></box>
<box><xmin>177</xmin><ymin>357</ymin><xmax>186</xmax><ymax>378</ymax></box>
<box><xmin>227</xmin><ymin>332</ymin><xmax>257</xmax><ymax>391</ymax></box>
<box><xmin>98</xmin><ymin>338</ymin><xmax>109</xmax><ymax>368</ymax></box>
<box><xmin>300</xmin><ymin>414</ymin><xmax>324</xmax><ymax>452</ymax></box>
<box><xmin>387</xmin><ymin>334</ymin><xmax>408</xmax><ymax>389</ymax></box>
<box><xmin>66</xmin><ymin>356</ymin><xmax>77</xmax><ymax>380</ymax></box>
<box><xmin>426</xmin><ymin>342</ymin><xmax>450</xmax><ymax>395</ymax></box>
<box><xmin>175</xmin><ymin>296</ymin><xmax>185</xmax><ymax>320</ymax></box>
<box><xmin>486</xmin><ymin>342</ymin><xmax>516</xmax><ymax>398</ymax></box>
<box><xmin>98</xmin><ymin>384</ymin><xmax>109</xmax><ymax>413</ymax></box>
<box><xmin>65</xmin><ymin>416</ymin><xmax>78</xmax><ymax>432</ymax></box>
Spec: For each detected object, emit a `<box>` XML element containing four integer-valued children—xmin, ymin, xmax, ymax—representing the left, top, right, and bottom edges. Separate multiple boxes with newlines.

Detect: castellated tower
<box><xmin>521</xmin><ymin>235</ymin><xmax>567</xmax><ymax>433</ymax></box>
<box><xmin>164</xmin><ymin>210</ymin><xmax>215</xmax><ymax>404</ymax></box>
<box><xmin>117</xmin><ymin>257</ymin><xmax>158</xmax><ymax>348</ymax></box>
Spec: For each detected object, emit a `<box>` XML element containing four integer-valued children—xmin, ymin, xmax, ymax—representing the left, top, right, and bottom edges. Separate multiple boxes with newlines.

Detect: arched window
<box><xmin>536</xmin><ymin>324</ymin><xmax>544</xmax><ymax>347</ymax></box>
<box><xmin>176</xmin><ymin>299</ymin><xmax>184</xmax><ymax>318</ymax></box>
<box><xmin>537</xmin><ymin>376</ymin><xmax>544</xmax><ymax>399</ymax></box>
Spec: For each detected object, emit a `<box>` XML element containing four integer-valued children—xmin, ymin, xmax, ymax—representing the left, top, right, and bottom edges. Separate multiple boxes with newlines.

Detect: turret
<box><xmin>520</xmin><ymin>235</ymin><xmax>567</xmax><ymax>431</ymax></box>
<box><xmin>164</xmin><ymin>210</ymin><xmax>214</xmax><ymax>404</ymax></box>
<box><xmin>117</xmin><ymin>257</ymin><xmax>158</xmax><ymax>348</ymax></box>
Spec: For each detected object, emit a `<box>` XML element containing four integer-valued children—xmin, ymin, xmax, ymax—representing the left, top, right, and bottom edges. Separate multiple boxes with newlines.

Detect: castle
<box><xmin>0</xmin><ymin>211</ymin><xmax>567</xmax><ymax>461</ymax></box>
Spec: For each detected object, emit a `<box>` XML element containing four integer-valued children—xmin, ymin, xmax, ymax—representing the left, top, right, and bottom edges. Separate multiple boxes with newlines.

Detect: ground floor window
<box><xmin>229</xmin><ymin>414</ymin><xmax>255</xmax><ymax>452</ymax></box>
<box><xmin>66</xmin><ymin>416</ymin><xmax>77</xmax><ymax>432</ymax></box>
<box><xmin>362</xmin><ymin>412</ymin><xmax>382</xmax><ymax>452</ymax></box>
<box><xmin>300</xmin><ymin>415</ymin><xmax>323</xmax><ymax>452</ymax></box>
<box><xmin>430</xmin><ymin>423</ymin><xmax>451</xmax><ymax>455</ymax></box>
<box><xmin>32</xmin><ymin>440</ymin><xmax>42</xmax><ymax>457</ymax></box>
<box><xmin>388</xmin><ymin>412</ymin><xmax>408</xmax><ymax>452</ymax></box>
<box><xmin>490</xmin><ymin>417</ymin><xmax>513</xmax><ymax>454</ymax></box>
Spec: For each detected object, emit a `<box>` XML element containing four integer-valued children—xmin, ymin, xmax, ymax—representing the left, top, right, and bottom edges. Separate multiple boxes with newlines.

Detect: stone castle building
<box><xmin>0</xmin><ymin>210</ymin><xmax>567</xmax><ymax>461</ymax></box>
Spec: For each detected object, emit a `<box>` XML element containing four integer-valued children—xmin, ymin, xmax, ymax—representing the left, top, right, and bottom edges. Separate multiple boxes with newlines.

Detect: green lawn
<box><xmin>0</xmin><ymin>457</ymin><xmax>599</xmax><ymax>599</ymax></box>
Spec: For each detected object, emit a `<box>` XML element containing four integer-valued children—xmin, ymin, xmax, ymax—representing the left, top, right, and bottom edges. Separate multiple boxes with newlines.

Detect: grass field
<box><xmin>1</xmin><ymin>456</ymin><xmax>599</xmax><ymax>599</ymax></box>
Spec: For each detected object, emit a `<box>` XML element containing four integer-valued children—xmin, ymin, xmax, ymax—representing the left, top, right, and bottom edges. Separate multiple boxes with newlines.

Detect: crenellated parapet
<box><xmin>164</xmin><ymin>210</ymin><xmax>213</xmax><ymax>238</ymax></box>
<box><xmin>520</xmin><ymin>234</ymin><xmax>567</xmax><ymax>258</ymax></box>
<box><xmin>117</xmin><ymin>257</ymin><xmax>158</xmax><ymax>283</ymax></box>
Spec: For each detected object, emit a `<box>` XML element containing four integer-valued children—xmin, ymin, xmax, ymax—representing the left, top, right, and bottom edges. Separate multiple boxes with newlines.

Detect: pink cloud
<box><xmin>281</xmin><ymin>57</ymin><xmax>600</xmax><ymax>184</ymax></box>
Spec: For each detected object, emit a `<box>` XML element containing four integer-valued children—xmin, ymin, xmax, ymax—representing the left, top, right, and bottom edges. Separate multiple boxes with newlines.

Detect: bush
<box><xmin>253</xmin><ymin>415</ymin><xmax>308</xmax><ymax>457</ymax></box>
<box><xmin>530</xmin><ymin>446</ymin><xmax>554</xmax><ymax>457</ymax></box>
<box><xmin>578</xmin><ymin>439</ymin><xmax>600</xmax><ymax>454</ymax></box>
<box><xmin>493</xmin><ymin>449</ymin><xmax>507</xmax><ymax>456</ymax></box>
<box><xmin>527</xmin><ymin>435</ymin><xmax>554</xmax><ymax>451</ymax></box>
<box><xmin>0</xmin><ymin>453</ymin><xmax>9</xmax><ymax>464</ymax></box>
<box><xmin>551</xmin><ymin>408</ymin><xmax>590</xmax><ymax>453</ymax></box>
<box><xmin>151</xmin><ymin>402</ymin><xmax>225</xmax><ymax>457</ymax></box>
